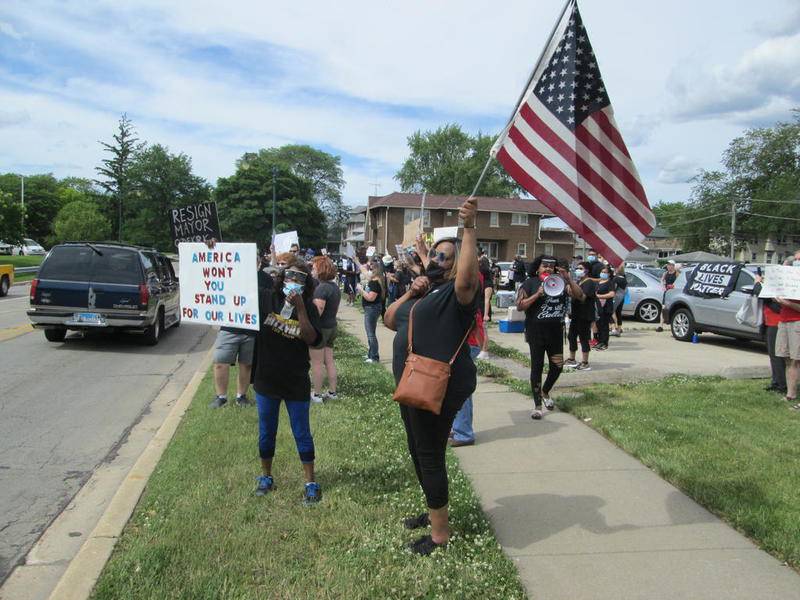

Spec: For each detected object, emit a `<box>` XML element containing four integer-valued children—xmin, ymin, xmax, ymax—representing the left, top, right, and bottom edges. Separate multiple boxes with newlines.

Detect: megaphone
<box><xmin>543</xmin><ymin>274</ymin><xmax>566</xmax><ymax>297</ymax></box>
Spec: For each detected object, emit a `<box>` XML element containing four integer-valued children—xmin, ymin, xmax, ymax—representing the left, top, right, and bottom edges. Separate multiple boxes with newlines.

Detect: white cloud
<box><xmin>0</xmin><ymin>21</ymin><xmax>22</xmax><ymax>39</ymax></box>
<box><xmin>657</xmin><ymin>156</ymin><xmax>702</xmax><ymax>185</ymax></box>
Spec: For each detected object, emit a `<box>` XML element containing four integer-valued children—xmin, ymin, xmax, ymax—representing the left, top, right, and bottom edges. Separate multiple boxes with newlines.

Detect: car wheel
<box><xmin>636</xmin><ymin>300</ymin><xmax>661</xmax><ymax>323</ymax></box>
<box><xmin>143</xmin><ymin>310</ymin><xmax>163</xmax><ymax>346</ymax></box>
<box><xmin>670</xmin><ymin>308</ymin><xmax>695</xmax><ymax>342</ymax></box>
<box><xmin>44</xmin><ymin>327</ymin><xmax>67</xmax><ymax>342</ymax></box>
<box><xmin>0</xmin><ymin>275</ymin><xmax>9</xmax><ymax>297</ymax></box>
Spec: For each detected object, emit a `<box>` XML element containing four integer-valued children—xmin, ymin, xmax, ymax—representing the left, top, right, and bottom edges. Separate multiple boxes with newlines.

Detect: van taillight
<box><xmin>30</xmin><ymin>278</ymin><xmax>39</xmax><ymax>302</ymax></box>
<box><xmin>139</xmin><ymin>283</ymin><xmax>149</xmax><ymax>306</ymax></box>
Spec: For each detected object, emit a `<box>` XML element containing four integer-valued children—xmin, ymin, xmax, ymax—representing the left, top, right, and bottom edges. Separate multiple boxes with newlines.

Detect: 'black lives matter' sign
<box><xmin>683</xmin><ymin>262</ymin><xmax>742</xmax><ymax>298</ymax></box>
<box><xmin>169</xmin><ymin>202</ymin><xmax>222</xmax><ymax>249</ymax></box>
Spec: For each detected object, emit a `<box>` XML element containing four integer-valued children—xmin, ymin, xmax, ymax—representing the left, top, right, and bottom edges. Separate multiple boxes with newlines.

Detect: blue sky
<box><xmin>1</xmin><ymin>0</ymin><xmax>800</xmax><ymax>208</ymax></box>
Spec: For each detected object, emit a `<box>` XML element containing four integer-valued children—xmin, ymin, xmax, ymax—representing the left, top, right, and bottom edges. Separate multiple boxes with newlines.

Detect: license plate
<box><xmin>74</xmin><ymin>312</ymin><xmax>104</xmax><ymax>324</ymax></box>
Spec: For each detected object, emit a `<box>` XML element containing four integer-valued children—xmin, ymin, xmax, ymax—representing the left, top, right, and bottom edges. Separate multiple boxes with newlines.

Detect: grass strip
<box><xmin>0</xmin><ymin>255</ymin><xmax>44</xmax><ymax>267</ymax></box>
<box><xmin>556</xmin><ymin>375</ymin><xmax>800</xmax><ymax>570</ymax></box>
<box><xmin>488</xmin><ymin>340</ymin><xmax>530</xmax><ymax>367</ymax></box>
<box><xmin>92</xmin><ymin>330</ymin><xmax>526</xmax><ymax>600</ymax></box>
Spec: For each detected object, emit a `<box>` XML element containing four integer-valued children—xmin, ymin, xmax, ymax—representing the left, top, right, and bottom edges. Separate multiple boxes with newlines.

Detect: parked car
<box><xmin>0</xmin><ymin>263</ymin><xmax>13</xmax><ymax>296</ymax></box>
<box><xmin>620</xmin><ymin>267</ymin><xmax>665</xmax><ymax>322</ymax></box>
<box><xmin>27</xmin><ymin>242</ymin><xmax>180</xmax><ymax>344</ymax></box>
<box><xmin>0</xmin><ymin>241</ymin><xmax>12</xmax><ymax>255</ymax></box>
<box><xmin>13</xmin><ymin>238</ymin><xmax>46</xmax><ymax>256</ymax></box>
<box><xmin>664</xmin><ymin>267</ymin><xmax>764</xmax><ymax>342</ymax></box>
<box><xmin>496</xmin><ymin>261</ymin><xmax>513</xmax><ymax>289</ymax></box>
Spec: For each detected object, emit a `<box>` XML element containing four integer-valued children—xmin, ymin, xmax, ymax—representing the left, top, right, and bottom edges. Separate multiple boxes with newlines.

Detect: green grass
<box><xmin>0</xmin><ymin>254</ymin><xmax>44</xmax><ymax>267</ymax></box>
<box><xmin>92</xmin><ymin>331</ymin><xmax>526</xmax><ymax>600</ymax></box>
<box><xmin>556</xmin><ymin>375</ymin><xmax>800</xmax><ymax>570</ymax></box>
<box><xmin>488</xmin><ymin>340</ymin><xmax>530</xmax><ymax>367</ymax></box>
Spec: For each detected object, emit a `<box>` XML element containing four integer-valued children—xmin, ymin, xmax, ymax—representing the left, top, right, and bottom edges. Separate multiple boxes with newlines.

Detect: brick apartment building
<box><xmin>366</xmin><ymin>192</ymin><xmax>557</xmax><ymax>261</ymax></box>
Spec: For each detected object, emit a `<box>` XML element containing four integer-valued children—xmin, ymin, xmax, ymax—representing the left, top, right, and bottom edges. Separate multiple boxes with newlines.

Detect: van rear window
<box><xmin>38</xmin><ymin>246</ymin><xmax>94</xmax><ymax>281</ymax></box>
<box><xmin>90</xmin><ymin>250</ymin><xmax>142</xmax><ymax>284</ymax></box>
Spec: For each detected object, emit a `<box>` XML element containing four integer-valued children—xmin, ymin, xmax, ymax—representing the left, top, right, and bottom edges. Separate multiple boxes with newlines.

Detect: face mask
<box><xmin>425</xmin><ymin>263</ymin><xmax>446</xmax><ymax>283</ymax></box>
<box><xmin>283</xmin><ymin>281</ymin><xmax>303</xmax><ymax>296</ymax></box>
<box><xmin>575</xmin><ymin>269</ymin><xmax>585</xmax><ymax>278</ymax></box>
<box><xmin>588</xmin><ymin>255</ymin><xmax>597</xmax><ymax>263</ymax></box>
<box><xmin>600</xmin><ymin>273</ymin><xmax>609</xmax><ymax>280</ymax></box>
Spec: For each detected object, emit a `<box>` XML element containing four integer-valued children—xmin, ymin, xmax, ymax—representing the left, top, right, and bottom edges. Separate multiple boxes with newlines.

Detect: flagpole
<box><xmin>469</xmin><ymin>0</ymin><xmax>575</xmax><ymax>198</ymax></box>
<box><xmin>419</xmin><ymin>190</ymin><xmax>427</xmax><ymax>234</ymax></box>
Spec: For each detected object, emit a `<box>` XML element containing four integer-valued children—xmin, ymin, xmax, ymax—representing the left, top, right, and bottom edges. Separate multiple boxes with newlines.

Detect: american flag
<box><xmin>492</xmin><ymin>0</ymin><xmax>655</xmax><ymax>266</ymax></box>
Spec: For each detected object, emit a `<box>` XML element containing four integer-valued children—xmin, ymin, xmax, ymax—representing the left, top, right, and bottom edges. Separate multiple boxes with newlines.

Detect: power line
<box><xmin>742</xmin><ymin>211</ymin><xmax>800</xmax><ymax>222</ymax></box>
<box><xmin>656</xmin><ymin>211</ymin><xmax>730</xmax><ymax>226</ymax></box>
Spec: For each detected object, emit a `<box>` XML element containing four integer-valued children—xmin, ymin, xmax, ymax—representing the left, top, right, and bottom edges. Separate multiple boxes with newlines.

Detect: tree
<box><xmin>95</xmin><ymin>114</ymin><xmax>143</xmax><ymax>241</ymax></box>
<box><xmin>0</xmin><ymin>190</ymin><xmax>24</xmax><ymax>246</ymax></box>
<box><xmin>0</xmin><ymin>173</ymin><xmax>60</xmax><ymax>242</ymax></box>
<box><xmin>215</xmin><ymin>152</ymin><xmax>326</xmax><ymax>250</ymax></box>
<box><xmin>395</xmin><ymin>124</ymin><xmax>521</xmax><ymax>197</ymax></box>
<box><xmin>125</xmin><ymin>144</ymin><xmax>211</xmax><ymax>250</ymax></box>
<box><xmin>53</xmin><ymin>200</ymin><xmax>112</xmax><ymax>242</ymax></box>
<box><xmin>249</xmin><ymin>145</ymin><xmax>346</xmax><ymax>239</ymax></box>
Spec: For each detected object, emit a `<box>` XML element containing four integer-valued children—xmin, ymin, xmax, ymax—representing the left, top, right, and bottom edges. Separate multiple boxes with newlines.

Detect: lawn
<box><xmin>557</xmin><ymin>375</ymin><xmax>800</xmax><ymax>570</ymax></box>
<box><xmin>91</xmin><ymin>331</ymin><xmax>526</xmax><ymax>600</ymax></box>
<box><xmin>0</xmin><ymin>254</ymin><xmax>44</xmax><ymax>268</ymax></box>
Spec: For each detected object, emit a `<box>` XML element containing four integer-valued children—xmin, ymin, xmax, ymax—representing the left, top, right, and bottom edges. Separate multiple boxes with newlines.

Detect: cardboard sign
<box><xmin>366</xmin><ymin>246</ymin><xmax>376</xmax><ymax>257</ymax></box>
<box><xmin>403</xmin><ymin>218</ymin><xmax>421</xmax><ymax>247</ymax></box>
<box><xmin>169</xmin><ymin>202</ymin><xmax>222</xmax><ymax>249</ymax></box>
<box><xmin>273</xmin><ymin>231</ymin><xmax>299</xmax><ymax>254</ymax></box>
<box><xmin>683</xmin><ymin>262</ymin><xmax>741</xmax><ymax>298</ymax></box>
<box><xmin>344</xmin><ymin>242</ymin><xmax>356</xmax><ymax>258</ymax></box>
<box><xmin>759</xmin><ymin>265</ymin><xmax>800</xmax><ymax>300</ymax></box>
<box><xmin>178</xmin><ymin>242</ymin><xmax>259</xmax><ymax>331</ymax></box>
<box><xmin>433</xmin><ymin>226</ymin><xmax>459</xmax><ymax>243</ymax></box>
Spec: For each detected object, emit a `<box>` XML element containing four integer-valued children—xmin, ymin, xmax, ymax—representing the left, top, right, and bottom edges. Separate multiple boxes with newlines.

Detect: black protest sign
<box><xmin>169</xmin><ymin>202</ymin><xmax>222</xmax><ymax>248</ymax></box>
<box><xmin>683</xmin><ymin>262</ymin><xmax>742</xmax><ymax>298</ymax></box>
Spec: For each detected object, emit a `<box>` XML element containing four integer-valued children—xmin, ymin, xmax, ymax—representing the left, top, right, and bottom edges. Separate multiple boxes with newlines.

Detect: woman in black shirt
<box><xmin>565</xmin><ymin>261</ymin><xmax>597</xmax><ymax>371</ymax></box>
<box><xmin>611</xmin><ymin>265</ymin><xmax>627</xmax><ymax>336</ymax></box>
<box><xmin>657</xmin><ymin>261</ymin><xmax>679</xmax><ymax>332</ymax></box>
<box><xmin>384</xmin><ymin>197</ymin><xmax>480</xmax><ymax>556</ymax></box>
<box><xmin>358</xmin><ymin>260</ymin><xmax>385</xmax><ymax>363</ymax></box>
<box><xmin>594</xmin><ymin>265</ymin><xmax>616</xmax><ymax>350</ymax></box>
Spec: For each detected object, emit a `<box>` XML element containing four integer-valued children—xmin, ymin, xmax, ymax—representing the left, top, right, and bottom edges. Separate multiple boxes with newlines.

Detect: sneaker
<box><xmin>408</xmin><ymin>534</ymin><xmax>446</xmax><ymax>556</ymax></box>
<box><xmin>303</xmin><ymin>482</ymin><xmax>322</xmax><ymax>505</ymax></box>
<box><xmin>365</xmin><ymin>358</ymin><xmax>375</xmax><ymax>363</ymax></box>
<box><xmin>310</xmin><ymin>392</ymin><xmax>325</xmax><ymax>404</ymax></box>
<box><xmin>610</xmin><ymin>329</ymin><xmax>621</xmax><ymax>337</ymax></box>
<box><xmin>448</xmin><ymin>438</ymin><xmax>475</xmax><ymax>447</ymax></box>
<box><xmin>564</xmin><ymin>358</ymin><xmax>579</xmax><ymax>369</ymax></box>
<box><xmin>575</xmin><ymin>363</ymin><xmax>592</xmax><ymax>371</ymax></box>
<box><xmin>254</xmin><ymin>475</ymin><xmax>274</xmax><ymax>496</ymax></box>
<box><xmin>589</xmin><ymin>339</ymin><xmax>599</xmax><ymax>348</ymax></box>
<box><xmin>208</xmin><ymin>395</ymin><xmax>227</xmax><ymax>409</ymax></box>
<box><xmin>543</xmin><ymin>396</ymin><xmax>554</xmax><ymax>410</ymax></box>
<box><xmin>531</xmin><ymin>407</ymin><xmax>543</xmax><ymax>420</ymax></box>
<box><xmin>403</xmin><ymin>512</ymin><xmax>431</xmax><ymax>530</ymax></box>
<box><xmin>235</xmin><ymin>394</ymin><xmax>252</xmax><ymax>406</ymax></box>
<box><xmin>324</xmin><ymin>391</ymin><xmax>338</xmax><ymax>401</ymax></box>
<box><xmin>595</xmin><ymin>344</ymin><xmax>607</xmax><ymax>351</ymax></box>
<box><xmin>655</xmin><ymin>326</ymin><xmax>664</xmax><ymax>332</ymax></box>
<box><xmin>476</xmin><ymin>351</ymin><xmax>490</xmax><ymax>360</ymax></box>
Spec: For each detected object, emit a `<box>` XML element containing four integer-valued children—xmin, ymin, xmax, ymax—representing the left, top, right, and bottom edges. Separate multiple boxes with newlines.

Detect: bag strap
<box><xmin>406</xmin><ymin>297</ymin><xmax>474</xmax><ymax>365</ymax></box>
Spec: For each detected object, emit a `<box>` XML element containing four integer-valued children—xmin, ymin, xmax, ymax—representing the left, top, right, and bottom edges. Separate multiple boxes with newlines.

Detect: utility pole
<box><xmin>730</xmin><ymin>198</ymin><xmax>736</xmax><ymax>260</ymax></box>
<box><xmin>271</xmin><ymin>165</ymin><xmax>277</xmax><ymax>241</ymax></box>
<box><xmin>370</xmin><ymin>181</ymin><xmax>381</xmax><ymax>196</ymax></box>
<box><xmin>19</xmin><ymin>175</ymin><xmax>24</xmax><ymax>234</ymax></box>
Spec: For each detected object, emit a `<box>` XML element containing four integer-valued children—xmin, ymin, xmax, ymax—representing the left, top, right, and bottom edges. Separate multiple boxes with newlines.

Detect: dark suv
<box><xmin>27</xmin><ymin>242</ymin><xmax>180</xmax><ymax>344</ymax></box>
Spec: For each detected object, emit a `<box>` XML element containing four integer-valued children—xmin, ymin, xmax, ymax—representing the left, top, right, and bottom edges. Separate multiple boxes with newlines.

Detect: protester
<box><xmin>358</xmin><ymin>259</ymin><xmax>385</xmax><ymax>363</ymax></box>
<box><xmin>449</xmin><ymin>310</ymin><xmax>484</xmax><ymax>447</ymax></box>
<box><xmin>252</xmin><ymin>257</ymin><xmax>323</xmax><ymax>503</ymax></box>
<box><xmin>774</xmin><ymin>253</ymin><xmax>800</xmax><ymax>408</ymax></box>
<box><xmin>383</xmin><ymin>196</ymin><xmax>480</xmax><ymax>556</ymax></box>
<box><xmin>384</xmin><ymin>254</ymin><xmax>398</xmax><ymax>302</ymax></box>
<box><xmin>594</xmin><ymin>265</ymin><xmax>616</xmax><ymax>351</ymax></box>
<box><xmin>289</xmin><ymin>243</ymin><xmax>300</xmax><ymax>256</ymax></box>
<box><xmin>656</xmin><ymin>260</ymin><xmax>679</xmax><ymax>332</ymax></box>
<box><xmin>479</xmin><ymin>254</ymin><xmax>494</xmax><ymax>322</ymax></box>
<box><xmin>512</xmin><ymin>254</ymin><xmax>527</xmax><ymax>290</ymax></box>
<box><xmin>755</xmin><ymin>272</ymin><xmax>786</xmax><ymax>395</ymax></box>
<box><xmin>310</xmin><ymin>256</ymin><xmax>341</xmax><ymax>403</ymax></box>
<box><xmin>611</xmin><ymin>264</ymin><xmax>627</xmax><ymax>336</ymax></box>
<box><xmin>341</xmin><ymin>256</ymin><xmax>358</xmax><ymax>305</ymax></box>
<box><xmin>517</xmin><ymin>256</ymin><xmax>583</xmax><ymax>418</ymax></box>
<box><xmin>565</xmin><ymin>261</ymin><xmax>596</xmax><ymax>371</ymax></box>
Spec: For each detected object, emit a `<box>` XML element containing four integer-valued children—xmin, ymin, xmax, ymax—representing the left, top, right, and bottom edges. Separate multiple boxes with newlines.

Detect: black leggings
<box><xmin>400</xmin><ymin>392</ymin><xmax>466</xmax><ymax>509</ymax></box>
<box><xmin>597</xmin><ymin>309</ymin><xmax>611</xmax><ymax>345</ymax></box>
<box><xmin>527</xmin><ymin>326</ymin><xmax>564</xmax><ymax>407</ymax></box>
<box><xmin>568</xmin><ymin>317</ymin><xmax>592</xmax><ymax>353</ymax></box>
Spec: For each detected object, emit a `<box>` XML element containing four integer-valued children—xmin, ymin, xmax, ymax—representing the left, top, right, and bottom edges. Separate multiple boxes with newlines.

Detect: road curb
<box><xmin>45</xmin><ymin>345</ymin><xmax>215</xmax><ymax>600</ymax></box>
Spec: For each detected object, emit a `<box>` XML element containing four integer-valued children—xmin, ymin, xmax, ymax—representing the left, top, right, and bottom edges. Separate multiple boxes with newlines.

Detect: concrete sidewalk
<box><xmin>338</xmin><ymin>303</ymin><xmax>800</xmax><ymax>600</ymax></box>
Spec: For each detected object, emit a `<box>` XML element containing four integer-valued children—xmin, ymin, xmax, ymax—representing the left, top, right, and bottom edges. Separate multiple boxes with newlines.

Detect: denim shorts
<box><xmin>213</xmin><ymin>329</ymin><xmax>256</xmax><ymax>365</ymax></box>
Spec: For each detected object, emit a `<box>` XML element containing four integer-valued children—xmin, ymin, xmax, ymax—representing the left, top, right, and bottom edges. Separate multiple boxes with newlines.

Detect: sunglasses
<box><xmin>427</xmin><ymin>249</ymin><xmax>450</xmax><ymax>262</ymax></box>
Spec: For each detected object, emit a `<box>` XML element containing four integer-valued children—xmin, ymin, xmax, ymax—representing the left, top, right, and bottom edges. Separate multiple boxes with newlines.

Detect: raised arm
<box><xmin>455</xmin><ymin>197</ymin><xmax>480</xmax><ymax>306</ymax></box>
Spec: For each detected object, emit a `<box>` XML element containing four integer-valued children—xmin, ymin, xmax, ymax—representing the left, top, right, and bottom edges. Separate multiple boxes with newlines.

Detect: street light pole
<box><xmin>20</xmin><ymin>175</ymin><xmax>24</xmax><ymax>234</ymax></box>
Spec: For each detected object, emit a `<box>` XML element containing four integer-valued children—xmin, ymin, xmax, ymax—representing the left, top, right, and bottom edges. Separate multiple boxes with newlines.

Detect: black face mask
<box><xmin>425</xmin><ymin>263</ymin><xmax>447</xmax><ymax>283</ymax></box>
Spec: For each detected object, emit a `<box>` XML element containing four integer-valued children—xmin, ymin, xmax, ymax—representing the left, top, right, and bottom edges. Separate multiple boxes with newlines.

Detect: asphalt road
<box><xmin>0</xmin><ymin>283</ymin><xmax>214</xmax><ymax>584</ymax></box>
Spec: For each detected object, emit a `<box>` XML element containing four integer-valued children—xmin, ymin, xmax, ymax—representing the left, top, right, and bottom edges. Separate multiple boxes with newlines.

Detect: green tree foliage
<box><xmin>95</xmin><ymin>114</ymin><xmax>143</xmax><ymax>240</ymax></box>
<box><xmin>125</xmin><ymin>144</ymin><xmax>211</xmax><ymax>250</ymax></box>
<box><xmin>395</xmin><ymin>124</ymin><xmax>521</xmax><ymax>197</ymax></box>
<box><xmin>251</xmin><ymin>145</ymin><xmax>346</xmax><ymax>239</ymax></box>
<box><xmin>0</xmin><ymin>190</ymin><xmax>25</xmax><ymax>246</ymax></box>
<box><xmin>659</xmin><ymin>115</ymin><xmax>800</xmax><ymax>254</ymax></box>
<box><xmin>215</xmin><ymin>152</ymin><xmax>326</xmax><ymax>250</ymax></box>
<box><xmin>53</xmin><ymin>200</ymin><xmax>112</xmax><ymax>242</ymax></box>
<box><xmin>0</xmin><ymin>173</ymin><xmax>60</xmax><ymax>242</ymax></box>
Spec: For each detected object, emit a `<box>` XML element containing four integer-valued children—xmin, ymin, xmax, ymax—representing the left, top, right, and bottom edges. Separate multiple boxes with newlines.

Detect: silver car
<box><xmin>664</xmin><ymin>267</ymin><xmax>763</xmax><ymax>342</ymax></box>
<box><xmin>621</xmin><ymin>267</ymin><xmax>665</xmax><ymax>323</ymax></box>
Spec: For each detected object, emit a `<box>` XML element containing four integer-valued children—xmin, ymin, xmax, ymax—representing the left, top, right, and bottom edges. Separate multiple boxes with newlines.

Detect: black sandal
<box><xmin>407</xmin><ymin>534</ymin><xmax>447</xmax><ymax>556</ymax></box>
<box><xmin>403</xmin><ymin>512</ymin><xmax>430</xmax><ymax>530</ymax></box>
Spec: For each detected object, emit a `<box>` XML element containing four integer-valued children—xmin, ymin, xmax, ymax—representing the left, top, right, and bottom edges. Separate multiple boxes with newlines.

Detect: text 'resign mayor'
<box><xmin>178</xmin><ymin>242</ymin><xmax>259</xmax><ymax>331</ymax></box>
<box><xmin>169</xmin><ymin>202</ymin><xmax>222</xmax><ymax>249</ymax></box>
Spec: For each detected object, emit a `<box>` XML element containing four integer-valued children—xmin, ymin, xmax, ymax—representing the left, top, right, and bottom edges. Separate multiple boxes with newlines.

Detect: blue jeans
<box><xmin>363</xmin><ymin>304</ymin><xmax>381</xmax><ymax>361</ymax></box>
<box><xmin>451</xmin><ymin>345</ymin><xmax>480</xmax><ymax>442</ymax></box>
<box><xmin>256</xmin><ymin>393</ymin><xmax>315</xmax><ymax>463</ymax></box>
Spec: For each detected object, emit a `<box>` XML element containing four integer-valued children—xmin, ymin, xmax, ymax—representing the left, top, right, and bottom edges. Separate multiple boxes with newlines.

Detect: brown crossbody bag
<box><xmin>392</xmin><ymin>301</ymin><xmax>473</xmax><ymax>415</ymax></box>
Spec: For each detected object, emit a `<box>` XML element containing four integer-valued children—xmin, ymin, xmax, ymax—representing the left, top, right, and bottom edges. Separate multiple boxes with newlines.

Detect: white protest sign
<box><xmin>344</xmin><ymin>243</ymin><xmax>356</xmax><ymax>258</ymax></box>
<box><xmin>433</xmin><ymin>226</ymin><xmax>459</xmax><ymax>243</ymax></box>
<box><xmin>366</xmin><ymin>246</ymin><xmax>376</xmax><ymax>257</ymax></box>
<box><xmin>178</xmin><ymin>242</ymin><xmax>260</xmax><ymax>331</ymax></box>
<box><xmin>759</xmin><ymin>265</ymin><xmax>800</xmax><ymax>300</ymax></box>
<box><xmin>273</xmin><ymin>231</ymin><xmax>299</xmax><ymax>254</ymax></box>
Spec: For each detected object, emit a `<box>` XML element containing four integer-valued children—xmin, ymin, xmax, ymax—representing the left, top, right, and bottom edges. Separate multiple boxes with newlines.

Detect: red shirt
<box><xmin>763</xmin><ymin>304</ymin><xmax>781</xmax><ymax>327</ymax></box>
<box><xmin>779</xmin><ymin>303</ymin><xmax>800</xmax><ymax>323</ymax></box>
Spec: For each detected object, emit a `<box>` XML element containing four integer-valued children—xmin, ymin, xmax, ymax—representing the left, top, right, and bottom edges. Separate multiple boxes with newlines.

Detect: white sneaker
<box><xmin>325</xmin><ymin>391</ymin><xmax>338</xmax><ymax>401</ymax></box>
<box><xmin>365</xmin><ymin>358</ymin><xmax>375</xmax><ymax>363</ymax></box>
<box><xmin>476</xmin><ymin>351</ymin><xmax>490</xmax><ymax>360</ymax></box>
<box><xmin>531</xmin><ymin>408</ymin><xmax>544</xmax><ymax>420</ymax></box>
<box><xmin>310</xmin><ymin>393</ymin><xmax>325</xmax><ymax>404</ymax></box>
<box><xmin>543</xmin><ymin>396</ymin><xmax>554</xmax><ymax>410</ymax></box>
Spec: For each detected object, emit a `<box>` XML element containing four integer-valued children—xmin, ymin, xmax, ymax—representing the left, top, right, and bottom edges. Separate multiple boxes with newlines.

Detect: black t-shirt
<box><xmin>313</xmin><ymin>280</ymin><xmax>341</xmax><ymax>329</ymax></box>
<box><xmin>663</xmin><ymin>271</ymin><xmax>677</xmax><ymax>287</ymax></box>
<box><xmin>391</xmin><ymin>280</ymin><xmax>478</xmax><ymax>400</ymax></box>
<box><xmin>596</xmin><ymin>279</ymin><xmax>615</xmax><ymax>314</ymax></box>
<box><xmin>395</xmin><ymin>270</ymin><xmax>412</xmax><ymax>297</ymax></box>
<box><xmin>253</xmin><ymin>289</ymin><xmax>321</xmax><ymax>402</ymax></box>
<box><xmin>570</xmin><ymin>279</ymin><xmax>597</xmax><ymax>321</ymax></box>
<box><xmin>520</xmin><ymin>276</ymin><xmax>568</xmax><ymax>333</ymax></box>
<box><xmin>362</xmin><ymin>279</ymin><xmax>383</xmax><ymax>308</ymax></box>
<box><xmin>613</xmin><ymin>274</ymin><xmax>627</xmax><ymax>291</ymax></box>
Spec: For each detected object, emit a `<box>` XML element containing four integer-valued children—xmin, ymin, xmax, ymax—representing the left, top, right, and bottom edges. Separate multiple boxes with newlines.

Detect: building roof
<box><xmin>368</xmin><ymin>192</ymin><xmax>553</xmax><ymax>216</ymax></box>
<box><xmin>347</xmin><ymin>213</ymin><xmax>365</xmax><ymax>224</ymax></box>
<box><xmin>647</xmin><ymin>226</ymin><xmax>673</xmax><ymax>239</ymax></box>
<box><xmin>669</xmin><ymin>250</ymin><xmax>728</xmax><ymax>263</ymax></box>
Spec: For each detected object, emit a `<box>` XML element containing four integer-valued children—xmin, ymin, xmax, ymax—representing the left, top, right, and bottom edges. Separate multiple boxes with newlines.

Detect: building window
<box><xmin>544</xmin><ymin>243</ymin><xmax>553</xmax><ymax>255</ymax></box>
<box><xmin>517</xmin><ymin>243</ymin><xmax>527</xmax><ymax>257</ymax></box>
<box><xmin>490</xmin><ymin>211</ymin><xmax>499</xmax><ymax>227</ymax></box>
<box><xmin>766</xmin><ymin>250</ymin><xmax>775</xmax><ymax>263</ymax></box>
<box><xmin>477</xmin><ymin>241</ymin><xmax>499</xmax><ymax>259</ymax></box>
<box><xmin>403</xmin><ymin>208</ymin><xmax>431</xmax><ymax>227</ymax></box>
<box><xmin>511</xmin><ymin>213</ymin><xmax>528</xmax><ymax>225</ymax></box>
